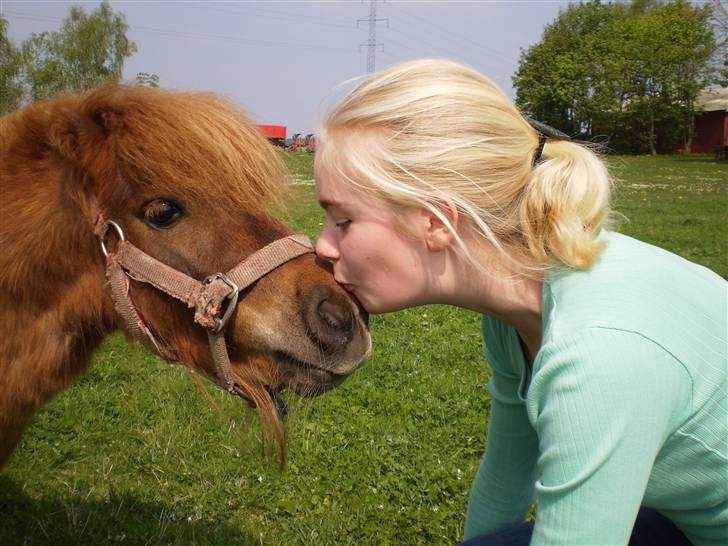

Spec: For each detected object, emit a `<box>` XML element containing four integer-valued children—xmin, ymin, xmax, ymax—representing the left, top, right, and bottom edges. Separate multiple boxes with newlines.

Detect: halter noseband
<box><xmin>96</xmin><ymin>217</ymin><xmax>314</xmax><ymax>411</ymax></box>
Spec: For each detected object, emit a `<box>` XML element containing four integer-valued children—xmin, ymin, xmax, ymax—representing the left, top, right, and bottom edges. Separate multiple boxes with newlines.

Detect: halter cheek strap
<box><xmin>98</xmin><ymin>218</ymin><xmax>314</xmax><ymax>406</ymax></box>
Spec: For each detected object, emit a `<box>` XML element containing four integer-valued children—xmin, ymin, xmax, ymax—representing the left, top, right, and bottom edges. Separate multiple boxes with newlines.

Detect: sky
<box><xmin>2</xmin><ymin>0</ymin><xmax>572</xmax><ymax>135</ymax></box>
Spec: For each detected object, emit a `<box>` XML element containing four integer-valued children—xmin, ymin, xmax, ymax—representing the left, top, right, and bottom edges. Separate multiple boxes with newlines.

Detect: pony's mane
<box><xmin>1</xmin><ymin>85</ymin><xmax>288</xmax><ymax>218</ymax></box>
<box><xmin>96</xmin><ymin>85</ymin><xmax>288</xmax><ymax>214</ymax></box>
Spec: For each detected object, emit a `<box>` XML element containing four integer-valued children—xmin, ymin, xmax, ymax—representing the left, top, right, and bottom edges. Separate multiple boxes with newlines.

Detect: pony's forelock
<box><xmin>83</xmin><ymin>85</ymin><xmax>288</xmax><ymax>215</ymax></box>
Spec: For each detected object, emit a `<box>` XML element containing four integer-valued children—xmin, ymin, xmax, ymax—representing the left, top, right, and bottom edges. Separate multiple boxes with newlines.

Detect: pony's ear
<box><xmin>47</xmin><ymin>108</ymin><xmax>83</xmax><ymax>162</ymax></box>
<box><xmin>47</xmin><ymin>99</ymin><xmax>125</xmax><ymax>163</ymax></box>
<box><xmin>90</xmin><ymin>106</ymin><xmax>125</xmax><ymax>137</ymax></box>
<box><xmin>46</xmin><ymin>92</ymin><xmax>132</xmax><ymax>219</ymax></box>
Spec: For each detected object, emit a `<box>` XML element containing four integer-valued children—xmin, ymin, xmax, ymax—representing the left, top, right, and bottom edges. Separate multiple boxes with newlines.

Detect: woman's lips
<box><xmin>336</xmin><ymin>279</ymin><xmax>355</xmax><ymax>293</ymax></box>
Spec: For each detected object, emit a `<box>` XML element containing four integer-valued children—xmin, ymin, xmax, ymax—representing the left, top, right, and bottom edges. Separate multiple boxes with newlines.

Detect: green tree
<box><xmin>707</xmin><ymin>0</ymin><xmax>728</xmax><ymax>86</ymax></box>
<box><xmin>21</xmin><ymin>0</ymin><xmax>136</xmax><ymax>101</ymax></box>
<box><xmin>0</xmin><ymin>16</ymin><xmax>23</xmax><ymax>113</ymax></box>
<box><xmin>513</xmin><ymin>1</ymin><xmax>627</xmax><ymax>138</ymax></box>
<box><xmin>134</xmin><ymin>72</ymin><xmax>160</xmax><ymax>88</ymax></box>
<box><xmin>513</xmin><ymin>0</ymin><xmax>718</xmax><ymax>154</ymax></box>
<box><xmin>624</xmin><ymin>1</ymin><xmax>716</xmax><ymax>153</ymax></box>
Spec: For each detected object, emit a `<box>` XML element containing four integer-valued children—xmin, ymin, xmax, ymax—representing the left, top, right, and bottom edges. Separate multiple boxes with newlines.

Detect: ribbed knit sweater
<box><xmin>464</xmin><ymin>231</ymin><xmax>727</xmax><ymax>546</ymax></box>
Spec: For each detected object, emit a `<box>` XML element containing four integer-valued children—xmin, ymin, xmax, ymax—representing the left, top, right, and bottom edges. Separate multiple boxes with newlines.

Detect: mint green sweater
<box><xmin>464</xmin><ymin>232</ymin><xmax>727</xmax><ymax>546</ymax></box>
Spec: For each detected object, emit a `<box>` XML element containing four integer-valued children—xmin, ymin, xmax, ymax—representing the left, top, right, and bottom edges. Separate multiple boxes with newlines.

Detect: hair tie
<box><xmin>524</xmin><ymin>116</ymin><xmax>572</xmax><ymax>168</ymax></box>
<box><xmin>533</xmin><ymin>133</ymin><xmax>547</xmax><ymax>166</ymax></box>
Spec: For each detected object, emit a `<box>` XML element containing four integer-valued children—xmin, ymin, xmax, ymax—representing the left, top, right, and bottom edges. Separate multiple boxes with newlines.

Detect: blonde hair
<box><xmin>316</xmin><ymin>59</ymin><xmax>612</xmax><ymax>275</ymax></box>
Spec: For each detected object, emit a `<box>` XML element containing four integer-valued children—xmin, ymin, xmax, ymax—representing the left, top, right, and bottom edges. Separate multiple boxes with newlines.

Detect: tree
<box><xmin>21</xmin><ymin>0</ymin><xmax>136</xmax><ymax>101</ymax></box>
<box><xmin>624</xmin><ymin>1</ymin><xmax>716</xmax><ymax>153</ymax></box>
<box><xmin>0</xmin><ymin>16</ymin><xmax>23</xmax><ymax>113</ymax></box>
<box><xmin>513</xmin><ymin>2</ymin><xmax>627</xmax><ymax>138</ymax></box>
<box><xmin>707</xmin><ymin>0</ymin><xmax>728</xmax><ymax>86</ymax></box>
<box><xmin>513</xmin><ymin>0</ymin><xmax>719</xmax><ymax>154</ymax></box>
<box><xmin>134</xmin><ymin>72</ymin><xmax>160</xmax><ymax>88</ymax></box>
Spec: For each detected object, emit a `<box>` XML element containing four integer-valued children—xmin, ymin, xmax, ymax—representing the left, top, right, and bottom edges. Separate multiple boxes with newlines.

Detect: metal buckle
<box><xmin>100</xmin><ymin>220</ymin><xmax>126</xmax><ymax>257</ymax></box>
<box><xmin>204</xmin><ymin>272</ymin><xmax>239</xmax><ymax>332</ymax></box>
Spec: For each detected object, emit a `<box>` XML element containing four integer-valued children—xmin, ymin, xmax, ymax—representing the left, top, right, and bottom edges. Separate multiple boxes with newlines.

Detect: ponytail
<box><xmin>520</xmin><ymin>139</ymin><xmax>611</xmax><ymax>269</ymax></box>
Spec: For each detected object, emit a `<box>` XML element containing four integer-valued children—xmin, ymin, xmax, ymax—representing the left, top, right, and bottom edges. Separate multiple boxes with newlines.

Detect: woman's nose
<box><xmin>315</xmin><ymin>230</ymin><xmax>339</xmax><ymax>263</ymax></box>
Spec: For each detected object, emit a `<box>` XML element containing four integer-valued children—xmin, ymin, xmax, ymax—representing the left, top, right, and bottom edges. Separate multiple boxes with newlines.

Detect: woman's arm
<box><xmin>464</xmin><ymin>335</ymin><xmax>540</xmax><ymax>540</ymax></box>
<box><xmin>464</xmin><ymin>394</ymin><xmax>539</xmax><ymax>539</ymax></box>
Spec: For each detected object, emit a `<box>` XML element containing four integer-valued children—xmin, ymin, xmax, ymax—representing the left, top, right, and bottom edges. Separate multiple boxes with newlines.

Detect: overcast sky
<box><xmin>2</xmin><ymin>0</ymin><xmax>571</xmax><ymax>135</ymax></box>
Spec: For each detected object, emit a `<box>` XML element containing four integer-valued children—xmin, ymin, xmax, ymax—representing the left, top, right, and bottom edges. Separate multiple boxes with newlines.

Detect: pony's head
<box><xmin>44</xmin><ymin>85</ymin><xmax>371</xmax><ymax>443</ymax></box>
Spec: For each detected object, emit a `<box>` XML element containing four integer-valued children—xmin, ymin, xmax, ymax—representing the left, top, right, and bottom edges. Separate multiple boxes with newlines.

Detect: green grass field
<box><xmin>1</xmin><ymin>153</ymin><xmax>725</xmax><ymax>545</ymax></box>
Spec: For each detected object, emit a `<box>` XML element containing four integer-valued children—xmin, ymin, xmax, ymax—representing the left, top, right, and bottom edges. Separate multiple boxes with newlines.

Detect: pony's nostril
<box><xmin>305</xmin><ymin>286</ymin><xmax>359</xmax><ymax>348</ymax></box>
<box><xmin>317</xmin><ymin>298</ymin><xmax>352</xmax><ymax>332</ymax></box>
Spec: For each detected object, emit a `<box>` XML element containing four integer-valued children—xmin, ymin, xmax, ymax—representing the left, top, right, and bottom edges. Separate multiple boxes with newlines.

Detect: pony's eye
<box><xmin>142</xmin><ymin>199</ymin><xmax>184</xmax><ymax>229</ymax></box>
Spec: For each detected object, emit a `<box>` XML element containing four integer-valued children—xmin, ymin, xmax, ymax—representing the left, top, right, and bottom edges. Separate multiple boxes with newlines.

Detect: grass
<box><xmin>1</xmin><ymin>152</ymin><xmax>725</xmax><ymax>545</ymax></box>
<box><xmin>607</xmin><ymin>154</ymin><xmax>726</xmax><ymax>276</ymax></box>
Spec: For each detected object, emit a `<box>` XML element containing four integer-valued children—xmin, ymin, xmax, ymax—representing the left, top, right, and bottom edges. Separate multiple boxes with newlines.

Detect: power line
<box><xmin>4</xmin><ymin>10</ymin><xmax>355</xmax><ymax>54</ymax></box>
<box><xmin>177</xmin><ymin>2</ymin><xmax>355</xmax><ymax>30</ymax></box>
<box><xmin>199</xmin><ymin>2</ymin><xmax>353</xmax><ymax>27</ymax></box>
<box><xmin>386</xmin><ymin>2</ymin><xmax>514</xmax><ymax>66</ymax></box>
<box><xmin>384</xmin><ymin>33</ymin><xmax>430</xmax><ymax>60</ymax></box>
<box><xmin>385</xmin><ymin>17</ymin><xmax>515</xmax><ymax>72</ymax></box>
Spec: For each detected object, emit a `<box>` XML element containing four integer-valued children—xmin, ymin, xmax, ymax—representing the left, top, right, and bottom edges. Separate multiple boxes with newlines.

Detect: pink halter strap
<box><xmin>98</xmin><ymin>218</ymin><xmax>314</xmax><ymax>405</ymax></box>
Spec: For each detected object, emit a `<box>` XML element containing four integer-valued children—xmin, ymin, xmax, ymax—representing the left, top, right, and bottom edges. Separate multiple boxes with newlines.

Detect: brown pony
<box><xmin>0</xmin><ymin>85</ymin><xmax>371</xmax><ymax>468</ymax></box>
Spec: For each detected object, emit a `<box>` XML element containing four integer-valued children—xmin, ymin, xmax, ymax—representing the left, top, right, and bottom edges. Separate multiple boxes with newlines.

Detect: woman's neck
<box><xmin>426</xmin><ymin>243</ymin><xmax>544</xmax><ymax>362</ymax></box>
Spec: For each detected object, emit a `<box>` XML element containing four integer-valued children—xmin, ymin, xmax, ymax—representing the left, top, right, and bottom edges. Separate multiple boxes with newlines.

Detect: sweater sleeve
<box><xmin>464</xmin><ymin>330</ymin><xmax>540</xmax><ymax>539</ymax></box>
<box><xmin>527</xmin><ymin>327</ymin><xmax>690</xmax><ymax>546</ymax></box>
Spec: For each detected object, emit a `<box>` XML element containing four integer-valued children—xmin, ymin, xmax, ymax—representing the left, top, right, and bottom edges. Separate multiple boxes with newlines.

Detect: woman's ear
<box><xmin>424</xmin><ymin>198</ymin><xmax>458</xmax><ymax>252</ymax></box>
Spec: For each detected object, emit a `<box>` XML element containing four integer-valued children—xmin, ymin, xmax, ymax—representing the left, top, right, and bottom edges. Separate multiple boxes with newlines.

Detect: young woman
<box><xmin>313</xmin><ymin>59</ymin><xmax>727</xmax><ymax>546</ymax></box>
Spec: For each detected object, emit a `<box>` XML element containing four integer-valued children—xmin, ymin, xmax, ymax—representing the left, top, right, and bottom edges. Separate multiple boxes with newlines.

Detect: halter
<box><xmin>95</xmin><ymin>216</ymin><xmax>314</xmax><ymax>410</ymax></box>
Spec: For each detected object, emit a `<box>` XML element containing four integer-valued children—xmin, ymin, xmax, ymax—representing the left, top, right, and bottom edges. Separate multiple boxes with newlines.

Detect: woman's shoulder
<box><xmin>541</xmin><ymin>231</ymin><xmax>726</xmax><ymax>403</ymax></box>
<box><xmin>530</xmin><ymin>326</ymin><xmax>693</xmax><ymax>422</ymax></box>
<box><xmin>548</xmin><ymin>230</ymin><xmax>723</xmax><ymax>294</ymax></box>
<box><xmin>543</xmin><ymin>231</ymin><xmax>726</xmax><ymax>342</ymax></box>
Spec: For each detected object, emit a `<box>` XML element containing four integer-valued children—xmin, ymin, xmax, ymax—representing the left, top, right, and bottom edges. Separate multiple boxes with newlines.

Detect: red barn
<box><xmin>257</xmin><ymin>125</ymin><xmax>287</xmax><ymax>147</ymax></box>
<box><xmin>693</xmin><ymin>88</ymin><xmax>728</xmax><ymax>155</ymax></box>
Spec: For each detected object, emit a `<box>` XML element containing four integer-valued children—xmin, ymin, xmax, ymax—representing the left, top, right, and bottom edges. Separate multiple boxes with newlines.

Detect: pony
<box><xmin>0</xmin><ymin>85</ymin><xmax>371</xmax><ymax>468</ymax></box>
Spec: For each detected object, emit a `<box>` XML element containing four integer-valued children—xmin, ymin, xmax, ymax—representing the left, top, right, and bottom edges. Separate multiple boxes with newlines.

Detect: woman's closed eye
<box><xmin>335</xmin><ymin>219</ymin><xmax>351</xmax><ymax>230</ymax></box>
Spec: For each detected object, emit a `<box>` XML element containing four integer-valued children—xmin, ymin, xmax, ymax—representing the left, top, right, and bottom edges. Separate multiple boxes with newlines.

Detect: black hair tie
<box><xmin>533</xmin><ymin>133</ymin><xmax>547</xmax><ymax>166</ymax></box>
<box><xmin>524</xmin><ymin>116</ymin><xmax>572</xmax><ymax>167</ymax></box>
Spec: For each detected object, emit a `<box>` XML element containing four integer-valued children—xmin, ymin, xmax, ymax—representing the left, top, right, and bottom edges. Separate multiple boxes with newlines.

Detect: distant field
<box><xmin>1</xmin><ymin>153</ymin><xmax>725</xmax><ymax>545</ymax></box>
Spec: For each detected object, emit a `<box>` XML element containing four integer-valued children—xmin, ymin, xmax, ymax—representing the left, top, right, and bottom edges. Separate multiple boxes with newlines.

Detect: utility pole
<box><xmin>358</xmin><ymin>0</ymin><xmax>387</xmax><ymax>73</ymax></box>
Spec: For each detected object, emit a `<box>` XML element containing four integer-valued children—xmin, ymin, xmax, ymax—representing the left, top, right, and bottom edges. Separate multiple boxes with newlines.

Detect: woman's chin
<box><xmin>353</xmin><ymin>289</ymin><xmax>417</xmax><ymax>315</ymax></box>
<box><xmin>355</xmin><ymin>294</ymin><xmax>380</xmax><ymax>314</ymax></box>
<box><xmin>360</xmin><ymin>298</ymin><xmax>403</xmax><ymax>315</ymax></box>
